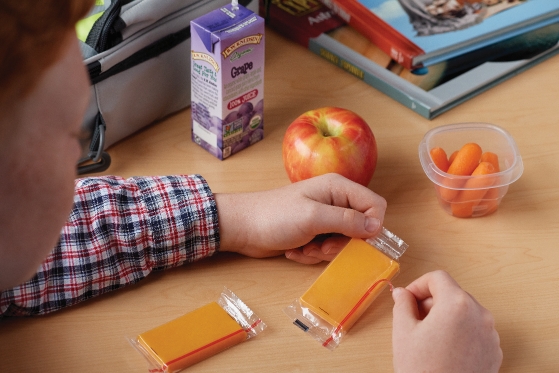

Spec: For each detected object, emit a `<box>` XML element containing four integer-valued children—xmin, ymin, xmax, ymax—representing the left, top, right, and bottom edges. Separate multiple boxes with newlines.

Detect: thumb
<box><xmin>392</xmin><ymin>287</ymin><xmax>420</xmax><ymax>331</ymax></box>
<box><xmin>313</xmin><ymin>204</ymin><xmax>382</xmax><ymax>238</ymax></box>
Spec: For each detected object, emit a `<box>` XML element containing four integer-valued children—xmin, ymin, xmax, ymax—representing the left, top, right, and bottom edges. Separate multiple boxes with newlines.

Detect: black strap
<box><xmin>77</xmin><ymin>152</ymin><xmax>112</xmax><ymax>175</ymax></box>
<box><xmin>78</xmin><ymin>113</ymin><xmax>112</xmax><ymax>175</ymax></box>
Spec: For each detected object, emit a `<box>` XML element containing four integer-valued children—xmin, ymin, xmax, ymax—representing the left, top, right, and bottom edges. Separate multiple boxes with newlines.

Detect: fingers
<box><xmin>404</xmin><ymin>270</ymin><xmax>462</xmax><ymax>303</ymax></box>
<box><xmin>392</xmin><ymin>287</ymin><xmax>421</xmax><ymax>329</ymax></box>
<box><xmin>285</xmin><ymin>249</ymin><xmax>323</xmax><ymax>264</ymax></box>
<box><xmin>320</xmin><ymin>173</ymin><xmax>387</xmax><ymax>216</ymax></box>
<box><xmin>307</xmin><ymin>200</ymin><xmax>384</xmax><ymax>239</ymax></box>
<box><xmin>404</xmin><ymin>271</ymin><xmax>487</xmax><ymax>320</ymax></box>
<box><xmin>300</xmin><ymin>174</ymin><xmax>387</xmax><ymax>237</ymax></box>
<box><xmin>416</xmin><ymin>296</ymin><xmax>434</xmax><ymax>319</ymax></box>
<box><xmin>285</xmin><ymin>235</ymin><xmax>350</xmax><ymax>264</ymax></box>
<box><xmin>308</xmin><ymin>235</ymin><xmax>350</xmax><ymax>255</ymax></box>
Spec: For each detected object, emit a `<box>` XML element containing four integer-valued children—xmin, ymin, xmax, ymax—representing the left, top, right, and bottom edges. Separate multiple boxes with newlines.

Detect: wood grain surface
<box><xmin>1</xmin><ymin>29</ymin><xmax>558</xmax><ymax>373</ymax></box>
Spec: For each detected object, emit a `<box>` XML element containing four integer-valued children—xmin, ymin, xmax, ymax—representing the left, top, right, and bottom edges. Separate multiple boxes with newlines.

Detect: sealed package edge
<box><xmin>130</xmin><ymin>287</ymin><xmax>266</xmax><ymax>372</ymax></box>
<box><xmin>284</xmin><ymin>228</ymin><xmax>408</xmax><ymax>350</ymax></box>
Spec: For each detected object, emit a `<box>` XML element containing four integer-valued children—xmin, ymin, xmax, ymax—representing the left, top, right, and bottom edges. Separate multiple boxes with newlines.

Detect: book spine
<box><xmin>307</xmin><ymin>36</ymin><xmax>433</xmax><ymax>119</ymax></box>
<box><xmin>259</xmin><ymin>0</ymin><xmax>344</xmax><ymax>47</ymax></box>
<box><xmin>320</xmin><ymin>0</ymin><xmax>423</xmax><ymax>70</ymax></box>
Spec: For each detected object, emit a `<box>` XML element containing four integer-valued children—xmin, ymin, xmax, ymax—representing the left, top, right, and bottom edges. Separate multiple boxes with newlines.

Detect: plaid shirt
<box><xmin>0</xmin><ymin>175</ymin><xmax>219</xmax><ymax>317</ymax></box>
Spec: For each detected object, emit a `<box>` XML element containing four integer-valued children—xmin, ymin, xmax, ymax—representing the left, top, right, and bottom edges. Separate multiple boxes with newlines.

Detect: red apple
<box><xmin>282</xmin><ymin>107</ymin><xmax>377</xmax><ymax>186</ymax></box>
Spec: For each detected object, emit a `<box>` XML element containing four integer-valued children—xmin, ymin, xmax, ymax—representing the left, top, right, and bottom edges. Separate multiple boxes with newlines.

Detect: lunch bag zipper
<box><xmin>86</xmin><ymin>0</ymin><xmax>128</xmax><ymax>53</ymax></box>
<box><xmin>87</xmin><ymin>25</ymin><xmax>190</xmax><ymax>84</ymax></box>
<box><xmin>86</xmin><ymin>0</ymin><xmax>253</xmax><ymax>83</ymax></box>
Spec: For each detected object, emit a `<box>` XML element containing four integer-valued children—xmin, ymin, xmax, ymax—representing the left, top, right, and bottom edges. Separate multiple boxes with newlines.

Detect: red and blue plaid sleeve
<box><xmin>0</xmin><ymin>174</ymin><xmax>219</xmax><ymax>317</ymax></box>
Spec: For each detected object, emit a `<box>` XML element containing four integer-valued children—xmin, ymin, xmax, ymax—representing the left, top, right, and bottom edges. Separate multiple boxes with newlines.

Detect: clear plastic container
<box><xmin>419</xmin><ymin>122</ymin><xmax>523</xmax><ymax>218</ymax></box>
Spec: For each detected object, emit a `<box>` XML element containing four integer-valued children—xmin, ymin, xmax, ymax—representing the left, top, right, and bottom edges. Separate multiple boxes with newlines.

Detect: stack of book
<box><xmin>260</xmin><ymin>0</ymin><xmax>559</xmax><ymax>119</ymax></box>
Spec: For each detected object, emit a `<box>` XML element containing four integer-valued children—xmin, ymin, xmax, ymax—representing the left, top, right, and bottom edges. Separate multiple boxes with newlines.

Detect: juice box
<box><xmin>190</xmin><ymin>3</ymin><xmax>265</xmax><ymax>159</ymax></box>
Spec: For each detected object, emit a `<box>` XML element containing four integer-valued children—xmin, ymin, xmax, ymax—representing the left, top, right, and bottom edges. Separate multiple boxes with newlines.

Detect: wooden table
<box><xmin>1</xmin><ymin>29</ymin><xmax>558</xmax><ymax>373</ymax></box>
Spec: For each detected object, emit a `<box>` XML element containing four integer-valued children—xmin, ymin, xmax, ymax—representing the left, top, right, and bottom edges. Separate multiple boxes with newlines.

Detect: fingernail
<box><xmin>285</xmin><ymin>251</ymin><xmax>292</xmax><ymax>259</ymax></box>
<box><xmin>306</xmin><ymin>249</ymin><xmax>320</xmax><ymax>257</ymax></box>
<box><xmin>365</xmin><ymin>217</ymin><xmax>380</xmax><ymax>233</ymax></box>
<box><xmin>392</xmin><ymin>287</ymin><xmax>404</xmax><ymax>302</ymax></box>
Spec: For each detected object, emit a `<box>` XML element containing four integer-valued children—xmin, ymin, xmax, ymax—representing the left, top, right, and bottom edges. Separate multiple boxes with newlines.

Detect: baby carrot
<box><xmin>430</xmin><ymin>147</ymin><xmax>450</xmax><ymax>172</ymax></box>
<box><xmin>447</xmin><ymin>143</ymin><xmax>482</xmax><ymax>175</ymax></box>
<box><xmin>450</xmin><ymin>162</ymin><xmax>496</xmax><ymax>218</ymax></box>
<box><xmin>448</xmin><ymin>150</ymin><xmax>458</xmax><ymax>165</ymax></box>
<box><xmin>480</xmin><ymin>151</ymin><xmax>500</xmax><ymax>172</ymax></box>
<box><xmin>473</xmin><ymin>152</ymin><xmax>501</xmax><ymax>216</ymax></box>
<box><xmin>440</xmin><ymin>143</ymin><xmax>483</xmax><ymax>201</ymax></box>
<box><xmin>476</xmin><ymin>186</ymin><xmax>501</xmax><ymax>216</ymax></box>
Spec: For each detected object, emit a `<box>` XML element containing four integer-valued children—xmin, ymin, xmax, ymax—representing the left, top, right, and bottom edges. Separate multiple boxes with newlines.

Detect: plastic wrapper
<box><xmin>284</xmin><ymin>227</ymin><xmax>408</xmax><ymax>350</ymax></box>
<box><xmin>129</xmin><ymin>287</ymin><xmax>266</xmax><ymax>372</ymax></box>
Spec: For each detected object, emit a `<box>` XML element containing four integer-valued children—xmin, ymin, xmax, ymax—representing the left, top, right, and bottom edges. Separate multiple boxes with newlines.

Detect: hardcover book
<box><xmin>319</xmin><ymin>0</ymin><xmax>559</xmax><ymax>70</ymax></box>
<box><xmin>260</xmin><ymin>0</ymin><xmax>559</xmax><ymax>119</ymax></box>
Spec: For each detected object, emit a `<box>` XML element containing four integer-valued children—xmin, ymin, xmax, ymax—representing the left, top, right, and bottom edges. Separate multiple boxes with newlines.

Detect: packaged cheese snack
<box><xmin>130</xmin><ymin>288</ymin><xmax>265</xmax><ymax>372</ymax></box>
<box><xmin>284</xmin><ymin>228</ymin><xmax>408</xmax><ymax>349</ymax></box>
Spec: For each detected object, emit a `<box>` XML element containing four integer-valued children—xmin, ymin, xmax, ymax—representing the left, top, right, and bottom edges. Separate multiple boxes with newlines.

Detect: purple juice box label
<box><xmin>190</xmin><ymin>4</ymin><xmax>264</xmax><ymax>159</ymax></box>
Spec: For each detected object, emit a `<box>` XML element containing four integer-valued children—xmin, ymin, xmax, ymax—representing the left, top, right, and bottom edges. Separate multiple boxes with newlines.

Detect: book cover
<box><xmin>259</xmin><ymin>0</ymin><xmax>345</xmax><ymax>45</ymax></box>
<box><xmin>320</xmin><ymin>0</ymin><xmax>559</xmax><ymax>69</ymax></box>
<box><xmin>260</xmin><ymin>0</ymin><xmax>559</xmax><ymax>119</ymax></box>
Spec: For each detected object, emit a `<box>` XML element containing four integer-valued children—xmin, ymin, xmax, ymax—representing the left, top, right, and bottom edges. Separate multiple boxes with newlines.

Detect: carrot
<box><xmin>448</xmin><ymin>150</ymin><xmax>458</xmax><ymax>165</ymax></box>
<box><xmin>480</xmin><ymin>151</ymin><xmax>500</xmax><ymax>172</ymax></box>
<box><xmin>467</xmin><ymin>152</ymin><xmax>501</xmax><ymax>216</ymax></box>
<box><xmin>476</xmin><ymin>185</ymin><xmax>502</xmax><ymax>216</ymax></box>
<box><xmin>450</xmin><ymin>162</ymin><xmax>496</xmax><ymax>218</ymax></box>
<box><xmin>440</xmin><ymin>143</ymin><xmax>483</xmax><ymax>201</ymax></box>
<box><xmin>430</xmin><ymin>147</ymin><xmax>450</xmax><ymax>172</ymax></box>
<box><xmin>447</xmin><ymin>143</ymin><xmax>482</xmax><ymax>175</ymax></box>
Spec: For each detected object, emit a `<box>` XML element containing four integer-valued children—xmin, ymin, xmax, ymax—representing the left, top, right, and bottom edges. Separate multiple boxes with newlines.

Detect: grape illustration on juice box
<box><xmin>190</xmin><ymin>2</ymin><xmax>264</xmax><ymax>159</ymax></box>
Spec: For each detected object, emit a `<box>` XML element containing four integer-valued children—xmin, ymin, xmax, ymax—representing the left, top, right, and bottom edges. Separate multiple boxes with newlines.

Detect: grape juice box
<box><xmin>190</xmin><ymin>3</ymin><xmax>264</xmax><ymax>159</ymax></box>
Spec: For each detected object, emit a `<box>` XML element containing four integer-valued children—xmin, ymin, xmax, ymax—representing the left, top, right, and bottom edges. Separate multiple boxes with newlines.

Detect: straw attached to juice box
<box><xmin>129</xmin><ymin>287</ymin><xmax>266</xmax><ymax>372</ymax></box>
<box><xmin>284</xmin><ymin>228</ymin><xmax>408</xmax><ymax>350</ymax></box>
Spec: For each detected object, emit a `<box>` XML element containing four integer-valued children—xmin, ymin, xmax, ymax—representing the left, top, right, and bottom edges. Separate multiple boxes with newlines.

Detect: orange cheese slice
<box><xmin>137</xmin><ymin>302</ymin><xmax>247</xmax><ymax>372</ymax></box>
<box><xmin>300</xmin><ymin>238</ymin><xmax>399</xmax><ymax>331</ymax></box>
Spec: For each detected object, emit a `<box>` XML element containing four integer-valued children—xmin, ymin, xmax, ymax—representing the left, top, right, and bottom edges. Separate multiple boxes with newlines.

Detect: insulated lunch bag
<box><xmin>78</xmin><ymin>0</ymin><xmax>257</xmax><ymax>174</ymax></box>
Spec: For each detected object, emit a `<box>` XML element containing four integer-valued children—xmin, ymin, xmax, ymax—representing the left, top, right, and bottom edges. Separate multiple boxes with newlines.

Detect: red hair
<box><xmin>0</xmin><ymin>0</ymin><xmax>95</xmax><ymax>105</ymax></box>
